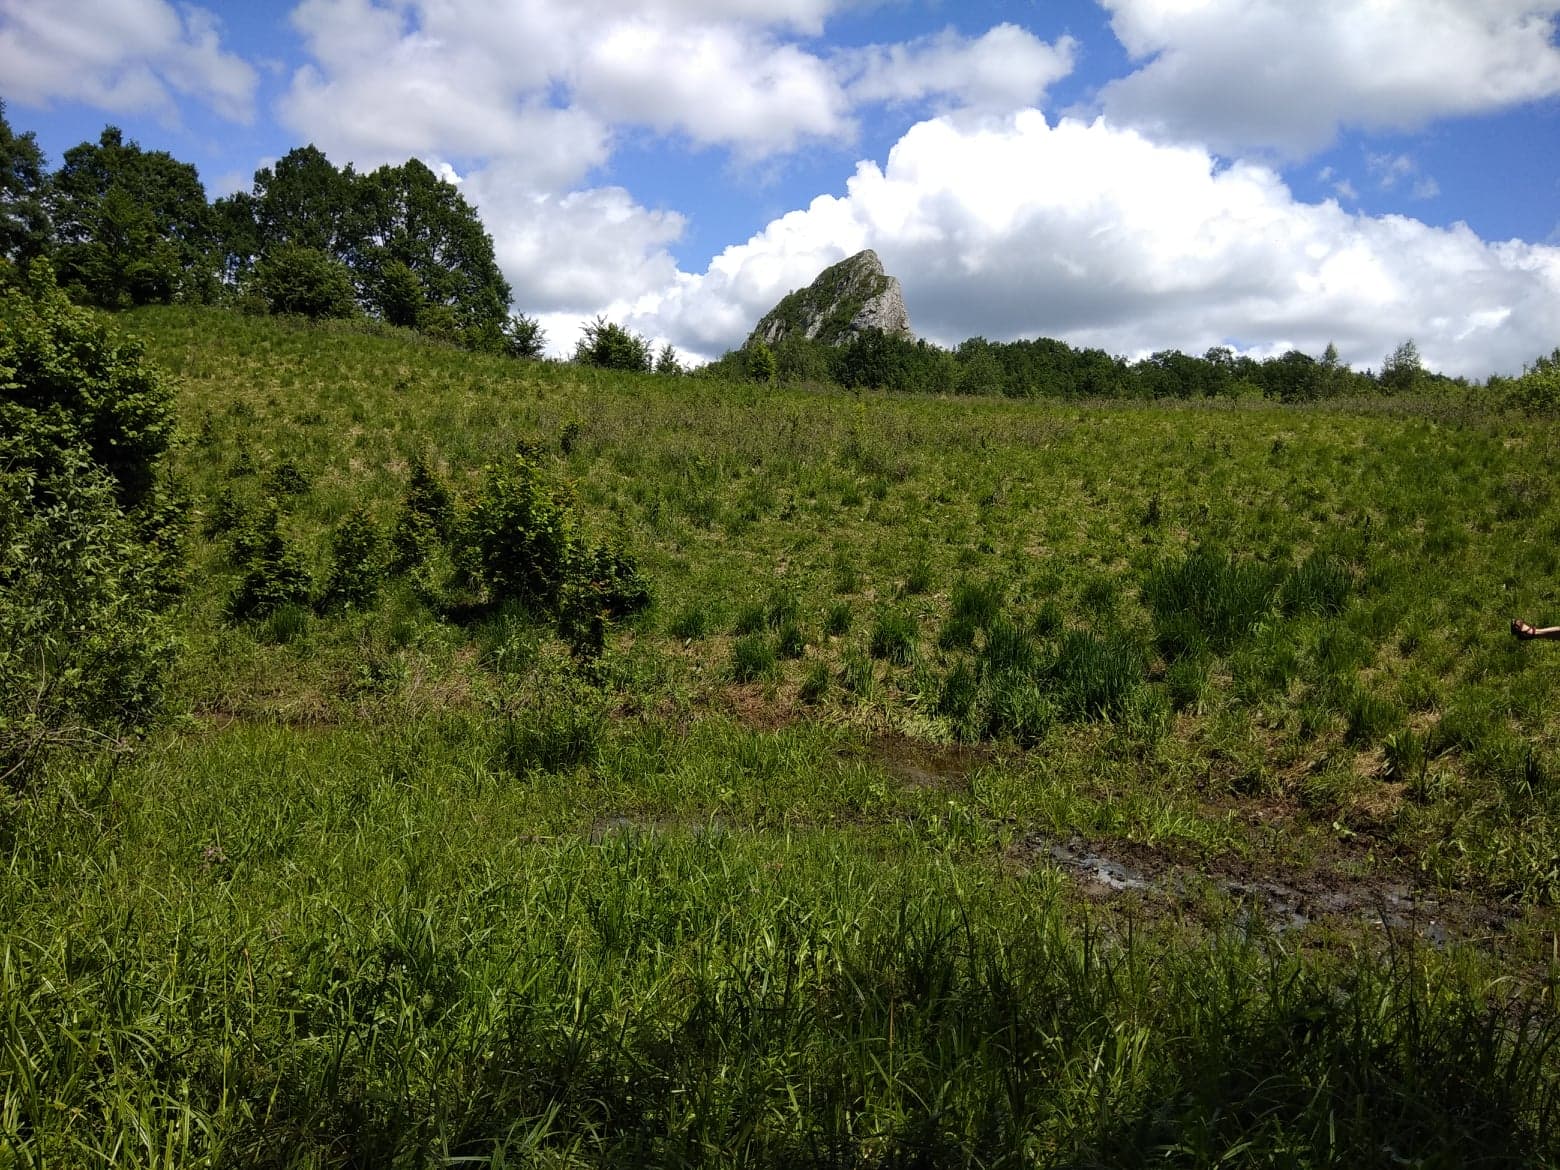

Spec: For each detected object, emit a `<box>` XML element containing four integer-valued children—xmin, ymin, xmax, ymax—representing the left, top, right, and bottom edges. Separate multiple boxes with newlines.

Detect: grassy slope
<box><xmin>5</xmin><ymin>305</ymin><xmax>1560</xmax><ymax>1166</ymax></box>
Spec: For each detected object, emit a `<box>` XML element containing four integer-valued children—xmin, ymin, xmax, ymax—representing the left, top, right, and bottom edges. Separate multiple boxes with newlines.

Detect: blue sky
<box><xmin>3</xmin><ymin>0</ymin><xmax>1558</xmax><ymax>374</ymax></box>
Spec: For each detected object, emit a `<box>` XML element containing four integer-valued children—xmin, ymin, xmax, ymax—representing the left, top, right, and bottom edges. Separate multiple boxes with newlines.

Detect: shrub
<box><xmin>0</xmin><ymin>263</ymin><xmax>182</xmax><ymax>783</ymax></box>
<box><xmin>264</xmin><ymin>459</ymin><xmax>310</xmax><ymax>497</ymax></box>
<box><xmin>1</xmin><ymin>260</ymin><xmax>175</xmax><ymax>507</ymax></box>
<box><xmin>0</xmin><ymin>449</ymin><xmax>178</xmax><ymax>784</ymax></box>
<box><xmin>504</xmin><ymin>313</ymin><xmax>546</xmax><ymax>360</ymax></box>
<box><xmin>227</xmin><ymin>507</ymin><xmax>312</xmax><ymax>622</ymax></box>
<box><xmin>746</xmin><ymin>342</ymin><xmax>777</xmax><ymax>383</ymax></box>
<box><xmin>467</xmin><ymin>456</ymin><xmax>576</xmax><ymax>612</ymax></box>
<box><xmin>319</xmin><ymin>506</ymin><xmax>385</xmax><ymax>611</ymax></box>
<box><xmin>251</xmin><ymin>245</ymin><xmax>357</xmax><ymax>319</ymax></box>
<box><xmin>575</xmin><ymin>316</ymin><xmax>651</xmax><ymax>372</ymax></box>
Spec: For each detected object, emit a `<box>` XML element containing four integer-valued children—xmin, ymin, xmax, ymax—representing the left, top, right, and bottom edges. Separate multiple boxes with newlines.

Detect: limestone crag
<box><xmin>747</xmin><ymin>250</ymin><xmax>912</xmax><ymax>348</ymax></box>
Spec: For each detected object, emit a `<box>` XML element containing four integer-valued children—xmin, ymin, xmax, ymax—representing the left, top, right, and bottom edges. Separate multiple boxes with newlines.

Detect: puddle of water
<box><xmin>1029</xmin><ymin>833</ymin><xmax>1453</xmax><ymax>945</ymax></box>
<box><xmin>1047</xmin><ymin>840</ymin><xmax>1152</xmax><ymax>891</ymax></box>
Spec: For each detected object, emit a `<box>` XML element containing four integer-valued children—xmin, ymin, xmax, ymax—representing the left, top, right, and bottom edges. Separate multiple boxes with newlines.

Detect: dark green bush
<box><xmin>251</xmin><ymin>245</ymin><xmax>357</xmax><ymax>319</ymax></box>
<box><xmin>467</xmin><ymin>456</ymin><xmax>575</xmax><ymax>611</ymax></box>
<box><xmin>0</xmin><ymin>263</ymin><xmax>182</xmax><ymax>784</ymax></box>
<box><xmin>319</xmin><ymin>506</ymin><xmax>385</xmax><ymax>611</ymax></box>
<box><xmin>0</xmin><ymin>448</ymin><xmax>178</xmax><ymax>784</ymax></box>
<box><xmin>1</xmin><ymin>260</ymin><xmax>175</xmax><ymax>507</ymax></box>
<box><xmin>574</xmin><ymin>316</ymin><xmax>651</xmax><ymax>372</ymax></box>
<box><xmin>226</xmin><ymin>507</ymin><xmax>312</xmax><ymax>622</ymax></box>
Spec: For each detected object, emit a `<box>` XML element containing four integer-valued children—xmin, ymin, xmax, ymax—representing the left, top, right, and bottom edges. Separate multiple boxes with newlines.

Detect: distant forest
<box><xmin>3</xmin><ymin>98</ymin><xmax>1557</xmax><ymax>408</ymax></box>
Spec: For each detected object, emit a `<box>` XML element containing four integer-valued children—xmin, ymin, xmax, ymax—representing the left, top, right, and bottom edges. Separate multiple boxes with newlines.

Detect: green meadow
<box><xmin>6</xmin><ymin>305</ymin><xmax>1560</xmax><ymax>1166</ymax></box>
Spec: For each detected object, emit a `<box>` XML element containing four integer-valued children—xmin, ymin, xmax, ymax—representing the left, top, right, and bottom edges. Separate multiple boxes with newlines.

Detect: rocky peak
<box><xmin>747</xmin><ymin>249</ymin><xmax>912</xmax><ymax>348</ymax></box>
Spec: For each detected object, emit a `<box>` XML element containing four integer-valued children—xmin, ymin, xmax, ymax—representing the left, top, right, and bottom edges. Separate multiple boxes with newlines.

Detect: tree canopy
<box><xmin>48</xmin><ymin>127</ymin><xmax>215</xmax><ymax>307</ymax></box>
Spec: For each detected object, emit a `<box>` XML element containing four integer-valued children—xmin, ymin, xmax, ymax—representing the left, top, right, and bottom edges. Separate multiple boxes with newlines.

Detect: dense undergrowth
<box><xmin>6</xmin><ymin>305</ymin><xmax>1560</xmax><ymax>1166</ymax></box>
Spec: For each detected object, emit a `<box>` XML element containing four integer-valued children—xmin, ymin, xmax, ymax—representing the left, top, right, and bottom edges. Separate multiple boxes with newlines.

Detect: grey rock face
<box><xmin>748</xmin><ymin>249</ymin><xmax>912</xmax><ymax>348</ymax></box>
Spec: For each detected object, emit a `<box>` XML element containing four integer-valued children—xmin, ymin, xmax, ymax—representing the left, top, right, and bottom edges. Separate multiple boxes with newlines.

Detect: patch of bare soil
<box><xmin>1013</xmin><ymin>831</ymin><xmax>1513</xmax><ymax>947</ymax></box>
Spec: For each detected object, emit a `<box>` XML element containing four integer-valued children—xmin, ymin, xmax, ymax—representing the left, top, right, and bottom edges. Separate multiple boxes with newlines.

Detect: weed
<box><xmin>869</xmin><ymin>608</ymin><xmax>918</xmax><ymax>665</ymax></box>
<box><xmin>799</xmin><ymin>661</ymin><xmax>830</xmax><ymax>703</ymax></box>
<box><xmin>669</xmin><ymin>603</ymin><xmax>713</xmax><ymax>640</ymax></box>
<box><xmin>774</xmin><ymin>620</ymin><xmax>806</xmax><ymax>660</ymax></box>
<box><xmin>1143</xmin><ymin>549</ymin><xmax>1275</xmax><ymax>657</ymax></box>
<box><xmin>824</xmin><ymin>601</ymin><xmax>853</xmax><ymax>637</ymax></box>
<box><xmin>731</xmin><ymin>633</ymin><xmax>777</xmax><ymax>682</ymax></box>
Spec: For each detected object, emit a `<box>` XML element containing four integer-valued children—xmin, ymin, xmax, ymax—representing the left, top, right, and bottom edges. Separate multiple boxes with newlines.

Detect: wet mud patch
<box><xmin>852</xmin><ymin>734</ymin><xmax>992</xmax><ymax>791</ymax></box>
<box><xmin>1020</xmin><ymin>832</ymin><xmax>1512</xmax><ymax>946</ymax></box>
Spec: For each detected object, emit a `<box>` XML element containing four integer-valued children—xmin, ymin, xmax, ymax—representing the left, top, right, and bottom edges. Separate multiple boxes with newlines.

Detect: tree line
<box><xmin>0</xmin><ymin>100</ymin><xmax>539</xmax><ymax>357</ymax></box>
<box><xmin>698</xmin><ymin>329</ymin><xmax>1464</xmax><ymax>402</ymax></box>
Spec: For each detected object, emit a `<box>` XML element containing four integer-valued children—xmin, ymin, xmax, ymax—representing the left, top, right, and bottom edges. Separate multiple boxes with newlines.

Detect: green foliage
<box><xmin>250</xmin><ymin>244</ymin><xmax>357</xmax><ymax>319</ymax></box>
<box><xmin>0</xmin><ymin>260</ymin><xmax>176</xmax><ymax>505</ymax></box>
<box><xmin>745</xmin><ymin>341</ymin><xmax>777</xmax><ymax>383</ymax></box>
<box><xmin>391</xmin><ymin>454</ymin><xmax>454</xmax><ymax>569</ymax></box>
<box><xmin>1143</xmin><ymin>549</ymin><xmax>1276</xmax><ymax>658</ymax></box>
<box><xmin>506</xmin><ymin>313</ymin><xmax>547</xmax><ymax>360</ymax></box>
<box><xmin>1280</xmin><ymin>551</ymin><xmax>1353</xmax><ymax>616</ymax></box>
<box><xmin>226</xmin><ymin>506</ymin><xmax>312</xmax><ymax>621</ymax></box>
<box><xmin>0</xmin><ymin>448</ymin><xmax>177</xmax><ymax>784</ymax></box>
<box><xmin>355</xmin><ymin>159</ymin><xmax>512</xmax><ymax>348</ymax></box>
<box><xmin>869</xmin><ymin>607</ymin><xmax>918</xmax><ymax>665</ymax></box>
<box><xmin>731</xmin><ymin>632</ymin><xmax>777</xmax><ymax>681</ymax></box>
<box><xmin>467</xmin><ymin>456</ymin><xmax>577</xmax><ymax>612</ymax></box>
<box><xmin>575</xmin><ymin>315</ymin><xmax>651</xmax><ymax>372</ymax></box>
<box><xmin>654</xmin><ymin>342</ymin><xmax>683</xmax><ymax>376</ymax></box>
<box><xmin>48</xmin><ymin>126</ymin><xmax>215</xmax><ymax>307</ymax></box>
<box><xmin>319</xmin><ymin>506</ymin><xmax>385</xmax><ymax>611</ymax></box>
<box><xmin>1501</xmin><ymin>348</ymin><xmax>1560</xmax><ymax>414</ymax></box>
<box><xmin>0</xmin><ymin>265</ymin><xmax>182</xmax><ymax>782</ymax></box>
<box><xmin>1380</xmin><ymin>338</ymin><xmax>1424</xmax><ymax>395</ymax></box>
<box><xmin>0</xmin><ymin>98</ymin><xmax>50</xmax><ymax>266</ymax></box>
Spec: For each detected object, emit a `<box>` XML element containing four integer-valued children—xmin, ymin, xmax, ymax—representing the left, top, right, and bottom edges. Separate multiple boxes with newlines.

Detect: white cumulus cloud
<box><xmin>0</xmin><ymin>0</ymin><xmax>257</xmax><ymax>122</ymax></box>
<box><xmin>1096</xmin><ymin>0</ymin><xmax>1560</xmax><ymax>156</ymax></box>
<box><xmin>844</xmin><ymin>23</ymin><xmax>1077</xmax><ymax>112</ymax></box>
<box><xmin>631</xmin><ymin>111</ymin><xmax>1560</xmax><ymax>377</ymax></box>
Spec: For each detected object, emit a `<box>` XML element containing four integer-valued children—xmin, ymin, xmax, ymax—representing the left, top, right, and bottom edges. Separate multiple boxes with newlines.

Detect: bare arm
<box><xmin>1512</xmin><ymin>620</ymin><xmax>1560</xmax><ymax>640</ymax></box>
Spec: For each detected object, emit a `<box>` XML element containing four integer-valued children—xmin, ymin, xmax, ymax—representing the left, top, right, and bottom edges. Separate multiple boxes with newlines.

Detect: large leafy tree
<box><xmin>48</xmin><ymin>126</ymin><xmax>216</xmax><ymax>307</ymax></box>
<box><xmin>0</xmin><ymin>99</ymin><xmax>50</xmax><ymax>268</ymax></box>
<box><xmin>214</xmin><ymin>144</ymin><xmax>360</xmax><ymax>282</ymax></box>
<box><xmin>354</xmin><ymin>158</ymin><xmax>511</xmax><ymax>349</ymax></box>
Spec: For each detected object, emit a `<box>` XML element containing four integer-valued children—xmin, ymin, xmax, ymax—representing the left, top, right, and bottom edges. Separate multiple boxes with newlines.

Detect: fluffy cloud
<box><xmin>280</xmin><ymin>0</ymin><xmax>865</xmax><ymax>168</ymax></box>
<box><xmin>461</xmin><ymin>165</ymin><xmax>686</xmax><ymax>314</ymax></box>
<box><xmin>0</xmin><ymin>0</ymin><xmax>257</xmax><ymax>122</ymax></box>
<box><xmin>1097</xmin><ymin>0</ymin><xmax>1560</xmax><ymax>155</ymax></box>
<box><xmin>573</xmin><ymin>20</ymin><xmax>849</xmax><ymax>153</ymax></box>
<box><xmin>634</xmin><ymin>111</ymin><xmax>1560</xmax><ymax>376</ymax></box>
<box><xmin>845</xmin><ymin>24</ymin><xmax>1077</xmax><ymax>112</ymax></box>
